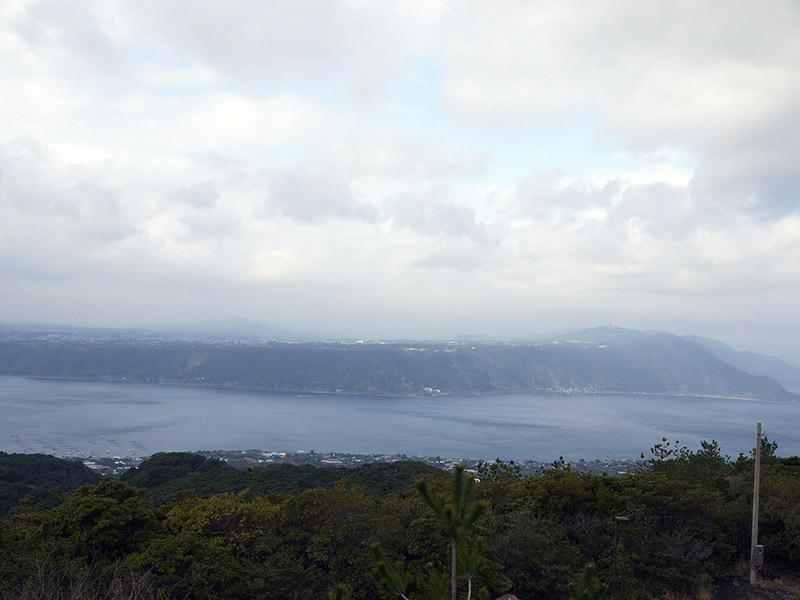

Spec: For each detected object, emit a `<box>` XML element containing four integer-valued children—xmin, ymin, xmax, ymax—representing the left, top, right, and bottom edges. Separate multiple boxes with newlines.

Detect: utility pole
<box><xmin>750</xmin><ymin>422</ymin><xmax>762</xmax><ymax>584</ymax></box>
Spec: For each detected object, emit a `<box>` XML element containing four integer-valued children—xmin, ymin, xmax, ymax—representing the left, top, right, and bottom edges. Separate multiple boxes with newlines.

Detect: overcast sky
<box><xmin>1</xmin><ymin>1</ymin><xmax>799</xmax><ymax>358</ymax></box>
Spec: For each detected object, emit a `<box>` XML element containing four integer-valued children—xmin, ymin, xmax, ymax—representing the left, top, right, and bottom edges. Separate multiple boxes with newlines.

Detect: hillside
<box><xmin>0</xmin><ymin>452</ymin><xmax>101</xmax><ymax>516</ymax></box>
<box><xmin>0</xmin><ymin>328</ymin><xmax>796</xmax><ymax>401</ymax></box>
<box><xmin>120</xmin><ymin>452</ymin><xmax>437</xmax><ymax>505</ymax></box>
<box><xmin>2</xmin><ymin>443</ymin><xmax>799</xmax><ymax>600</ymax></box>
<box><xmin>683</xmin><ymin>334</ymin><xmax>800</xmax><ymax>394</ymax></box>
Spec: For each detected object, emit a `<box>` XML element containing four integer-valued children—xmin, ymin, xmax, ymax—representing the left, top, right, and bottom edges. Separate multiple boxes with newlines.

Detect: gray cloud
<box><xmin>612</xmin><ymin>182</ymin><xmax>697</xmax><ymax>239</ymax></box>
<box><xmin>514</xmin><ymin>169</ymin><xmax>620</xmax><ymax>220</ymax></box>
<box><xmin>3</xmin><ymin>1</ymin><xmax>800</xmax><ymax>358</ymax></box>
<box><xmin>412</xmin><ymin>243</ymin><xmax>490</xmax><ymax>272</ymax></box>
<box><xmin>129</xmin><ymin>0</ymin><xmax>421</xmax><ymax>98</ymax></box>
<box><xmin>178</xmin><ymin>208</ymin><xmax>240</xmax><ymax>240</ymax></box>
<box><xmin>690</xmin><ymin>119</ymin><xmax>800</xmax><ymax>218</ymax></box>
<box><xmin>267</xmin><ymin>167</ymin><xmax>376</xmax><ymax>223</ymax></box>
<box><xmin>169</xmin><ymin>181</ymin><xmax>218</xmax><ymax>208</ymax></box>
<box><xmin>2</xmin><ymin>142</ymin><xmax>133</xmax><ymax>240</ymax></box>
<box><xmin>0</xmin><ymin>140</ymin><xmax>138</xmax><ymax>291</ymax></box>
<box><xmin>317</xmin><ymin>132</ymin><xmax>491</xmax><ymax>181</ymax></box>
<box><xmin>66</xmin><ymin>181</ymin><xmax>135</xmax><ymax>243</ymax></box>
<box><xmin>12</xmin><ymin>0</ymin><xmax>129</xmax><ymax>78</ymax></box>
<box><xmin>391</xmin><ymin>186</ymin><xmax>489</xmax><ymax>242</ymax></box>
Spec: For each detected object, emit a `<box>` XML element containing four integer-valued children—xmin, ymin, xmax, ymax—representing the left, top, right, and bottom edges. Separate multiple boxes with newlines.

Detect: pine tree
<box><xmin>567</xmin><ymin>562</ymin><xmax>608</xmax><ymax>600</ymax></box>
<box><xmin>416</xmin><ymin>464</ymin><xmax>486</xmax><ymax>600</ymax></box>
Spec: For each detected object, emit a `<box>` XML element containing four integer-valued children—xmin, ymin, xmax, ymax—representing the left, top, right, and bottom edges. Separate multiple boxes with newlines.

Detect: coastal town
<box><xmin>75</xmin><ymin>448</ymin><xmax>641</xmax><ymax>478</ymax></box>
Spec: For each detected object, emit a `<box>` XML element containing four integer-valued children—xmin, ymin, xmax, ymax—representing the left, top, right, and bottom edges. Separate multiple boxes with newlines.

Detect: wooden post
<box><xmin>750</xmin><ymin>422</ymin><xmax>761</xmax><ymax>584</ymax></box>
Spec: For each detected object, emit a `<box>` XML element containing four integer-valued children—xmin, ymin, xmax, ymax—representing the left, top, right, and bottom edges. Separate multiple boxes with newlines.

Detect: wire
<box><xmin>762</xmin><ymin>428</ymin><xmax>800</xmax><ymax>444</ymax></box>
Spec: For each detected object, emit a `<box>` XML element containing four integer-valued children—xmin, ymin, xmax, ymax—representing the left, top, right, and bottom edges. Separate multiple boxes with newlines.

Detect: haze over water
<box><xmin>2</xmin><ymin>376</ymin><xmax>798</xmax><ymax>462</ymax></box>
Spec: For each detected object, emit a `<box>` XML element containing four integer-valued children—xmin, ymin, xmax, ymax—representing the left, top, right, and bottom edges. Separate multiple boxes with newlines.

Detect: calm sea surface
<box><xmin>1</xmin><ymin>375</ymin><xmax>798</xmax><ymax>461</ymax></box>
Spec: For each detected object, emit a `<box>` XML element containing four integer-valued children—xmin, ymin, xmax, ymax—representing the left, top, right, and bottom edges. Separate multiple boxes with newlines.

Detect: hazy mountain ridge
<box><xmin>540</xmin><ymin>325</ymin><xmax>663</xmax><ymax>345</ymax></box>
<box><xmin>0</xmin><ymin>325</ymin><xmax>796</xmax><ymax>401</ymax></box>
<box><xmin>542</xmin><ymin>326</ymin><xmax>800</xmax><ymax>395</ymax></box>
<box><xmin>683</xmin><ymin>334</ymin><xmax>800</xmax><ymax>394</ymax></box>
<box><xmin>136</xmin><ymin>317</ymin><xmax>315</xmax><ymax>340</ymax></box>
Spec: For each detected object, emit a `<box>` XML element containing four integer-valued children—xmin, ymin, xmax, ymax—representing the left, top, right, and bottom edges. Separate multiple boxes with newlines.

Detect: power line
<box><xmin>762</xmin><ymin>428</ymin><xmax>800</xmax><ymax>444</ymax></box>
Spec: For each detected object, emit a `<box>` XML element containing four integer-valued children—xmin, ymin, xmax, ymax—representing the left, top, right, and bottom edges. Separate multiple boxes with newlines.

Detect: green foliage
<box><xmin>372</xmin><ymin>544</ymin><xmax>411</xmax><ymax>600</ymax></box>
<box><xmin>416</xmin><ymin>464</ymin><xmax>487</xmax><ymax>600</ymax></box>
<box><xmin>417</xmin><ymin>563</ymin><xmax>450</xmax><ymax>600</ymax></box>
<box><xmin>758</xmin><ymin>463</ymin><xmax>800</xmax><ymax>567</ymax></box>
<box><xmin>121</xmin><ymin>452</ymin><xmax>250</xmax><ymax>505</ymax></box>
<box><xmin>0</xmin><ymin>452</ymin><xmax>100</xmax><ymax>516</ymax></box>
<box><xmin>122</xmin><ymin>452</ymin><xmax>435</xmax><ymax>505</ymax></box>
<box><xmin>125</xmin><ymin>489</ymin><xmax>280</xmax><ymax>599</ymax></box>
<box><xmin>0</xmin><ymin>478</ymin><xmax>161</xmax><ymax>599</ymax></box>
<box><xmin>457</xmin><ymin>537</ymin><xmax>486</xmax><ymax>600</ymax></box>
<box><xmin>641</xmin><ymin>438</ymin><xmax>732</xmax><ymax>492</ymax></box>
<box><xmin>616</xmin><ymin>472</ymin><xmax>727</xmax><ymax>598</ymax></box>
<box><xmin>475</xmin><ymin>459</ymin><xmax>524</xmax><ymax>514</ymax></box>
<box><xmin>122</xmin><ymin>451</ymin><xmax>224</xmax><ymax>487</ymax></box>
<box><xmin>55</xmin><ymin>478</ymin><xmax>160</xmax><ymax>561</ymax></box>
<box><xmin>476</xmin><ymin>459</ymin><xmax>522</xmax><ymax>484</ymax></box>
<box><xmin>273</xmin><ymin>484</ymin><xmax>395</xmax><ymax>598</ymax></box>
<box><xmin>527</xmin><ymin>467</ymin><xmax>616</xmax><ymax>518</ymax></box>
<box><xmin>568</xmin><ymin>562</ymin><xmax>608</xmax><ymax>600</ymax></box>
<box><xmin>726</xmin><ymin>459</ymin><xmax>800</xmax><ymax>570</ymax></box>
<box><xmin>758</xmin><ymin>435</ymin><xmax>780</xmax><ymax>461</ymax></box>
<box><xmin>2</xmin><ymin>439</ymin><xmax>799</xmax><ymax>600</ymax></box>
<box><xmin>494</xmin><ymin>510</ymin><xmax>583</xmax><ymax>598</ymax></box>
<box><xmin>330</xmin><ymin>582</ymin><xmax>355</xmax><ymax>600</ymax></box>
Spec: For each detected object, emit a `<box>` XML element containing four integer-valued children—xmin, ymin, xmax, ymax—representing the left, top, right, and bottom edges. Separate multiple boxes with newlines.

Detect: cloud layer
<box><xmin>1</xmin><ymin>0</ymin><xmax>799</xmax><ymax>359</ymax></box>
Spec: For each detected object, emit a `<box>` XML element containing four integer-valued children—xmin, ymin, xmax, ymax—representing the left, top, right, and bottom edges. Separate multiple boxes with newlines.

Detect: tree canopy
<box><xmin>1</xmin><ymin>441</ymin><xmax>799</xmax><ymax>599</ymax></box>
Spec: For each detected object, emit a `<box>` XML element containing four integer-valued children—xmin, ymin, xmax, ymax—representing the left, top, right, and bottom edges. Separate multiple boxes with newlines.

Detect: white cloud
<box><xmin>266</xmin><ymin>166</ymin><xmax>376</xmax><ymax>223</ymax></box>
<box><xmin>318</xmin><ymin>128</ymin><xmax>491</xmax><ymax>181</ymax></box>
<box><xmin>391</xmin><ymin>184</ymin><xmax>490</xmax><ymax>245</ymax></box>
<box><xmin>126</xmin><ymin>0</ymin><xmax>443</xmax><ymax>98</ymax></box>
<box><xmin>437</xmin><ymin>1</ymin><xmax>800</xmax><ymax>142</ymax></box>
<box><xmin>2</xmin><ymin>0</ymin><xmax>800</xmax><ymax>355</ymax></box>
<box><xmin>10</xmin><ymin>0</ymin><xmax>129</xmax><ymax>78</ymax></box>
<box><xmin>173</xmin><ymin>92</ymin><xmax>348</xmax><ymax>150</ymax></box>
<box><xmin>138</xmin><ymin>64</ymin><xmax>218</xmax><ymax>88</ymax></box>
<box><xmin>169</xmin><ymin>181</ymin><xmax>218</xmax><ymax>208</ymax></box>
<box><xmin>513</xmin><ymin>168</ymin><xmax>621</xmax><ymax>221</ymax></box>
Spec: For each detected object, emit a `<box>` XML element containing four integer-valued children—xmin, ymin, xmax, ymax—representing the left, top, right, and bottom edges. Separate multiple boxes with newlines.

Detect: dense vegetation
<box><xmin>1</xmin><ymin>330</ymin><xmax>796</xmax><ymax>400</ymax></box>
<box><xmin>0</xmin><ymin>452</ymin><xmax>100</xmax><ymax>516</ymax></box>
<box><xmin>119</xmin><ymin>452</ymin><xmax>437</xmax><ymax>506</ymax></box>
<box><xmin>0</xmin><ymin>452</ymin><xmax>437</xmax><ymax>516</ymax></box>
<box><xmin>1</xmin><ymin>442</ymin><xmax>798</xmax><ymax>599</ymax></box>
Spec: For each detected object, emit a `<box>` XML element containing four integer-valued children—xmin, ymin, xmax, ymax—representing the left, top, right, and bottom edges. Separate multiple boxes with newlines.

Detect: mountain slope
<box><xmin>137</xmin><ymin>317</ymin><xmax>308</xmax><ymax>340</ymax></box>
<box><xmin>0</xmin><ymin>453</ymin><xmax>101</xmax><ymax>516</ymax></box>
<box><xmin>683</xmin><ymin>335</ymin><xmax>800</xmax><ymax>394</ymax></box>
<box><xmin>0</xmin><ymin>328</ymin><xmax>796</xmax><ymax>401</ymax></box>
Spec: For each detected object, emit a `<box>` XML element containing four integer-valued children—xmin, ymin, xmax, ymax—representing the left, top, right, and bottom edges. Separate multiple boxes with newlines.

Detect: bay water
<box><xmin>1</xmin><ymin>375</ymin><xmax>798</xmax><ymax>461</ymax></box>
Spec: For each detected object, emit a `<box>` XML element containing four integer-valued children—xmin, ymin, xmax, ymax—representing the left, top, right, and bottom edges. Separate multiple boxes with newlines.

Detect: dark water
<box><xmin>1</xmin><ymin>376</ymin><xmax>798</xmax><ymax>461</ymax></box>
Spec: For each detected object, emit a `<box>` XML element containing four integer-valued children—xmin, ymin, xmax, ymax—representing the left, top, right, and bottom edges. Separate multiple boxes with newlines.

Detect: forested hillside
<box><xmin>0</xmin><ymin>452</ymin><xmax>437</xmax><ymax>516</ymax></box>
<box><xmin>119</xmin><ymin>452</ymin><xmax>436</xmax><ymax>505</ymax></box>
<box><xmin>1</xmin><ymin>442</ymin><xmax>799</xmax><ymax>599</ymax></box>
<box><xmin>1</xmin><ymin>329</ymin><xmax>796</xmax><ymax>401</ymax></box>
<box><xmin>0</xmin><ymin>452</ymin><xmax>100</xmax><ymax>515</ymax></box>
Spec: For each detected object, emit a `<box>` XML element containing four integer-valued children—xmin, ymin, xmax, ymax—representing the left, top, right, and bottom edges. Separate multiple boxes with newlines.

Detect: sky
<box><xmin>1</xmin><ymin>1</ymin><xmax>799</xmax><ymax>360</ymax></box>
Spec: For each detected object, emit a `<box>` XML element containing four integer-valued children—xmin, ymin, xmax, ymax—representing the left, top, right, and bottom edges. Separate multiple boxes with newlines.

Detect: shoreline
<box><xmin>11</xmin><ymin>374</ymin><xmax>795</xmax><ymax>404</ymax></box>
<box><xmin>1</xmin><ymin>448</ymin><xmax>644</xmax><ymax>479</ymax></box>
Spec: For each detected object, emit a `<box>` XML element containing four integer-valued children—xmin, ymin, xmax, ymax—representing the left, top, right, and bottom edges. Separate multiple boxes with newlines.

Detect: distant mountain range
<box><xmin>0</xmin><ymin>324</ymin><xmax>797</xmax><ymax>402</ymax></box>
<box><xmin>0</xmin><ymin>317</ymin><xmax>321</xmax><ymax>341</ymax></box>
<box><xmin>137</xmin><ymin>317</ymin><xmax>312</xmax><ymax>340</ymax></box>
<box><xmin>543</xmin><ymin>326</ymin><xmax>800</xmax><ymax>395</ymax></box>
<box><xmin>682</xmin><ymin>334</ymin><xmax>800</xmax><ymax>394</ymax></box>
